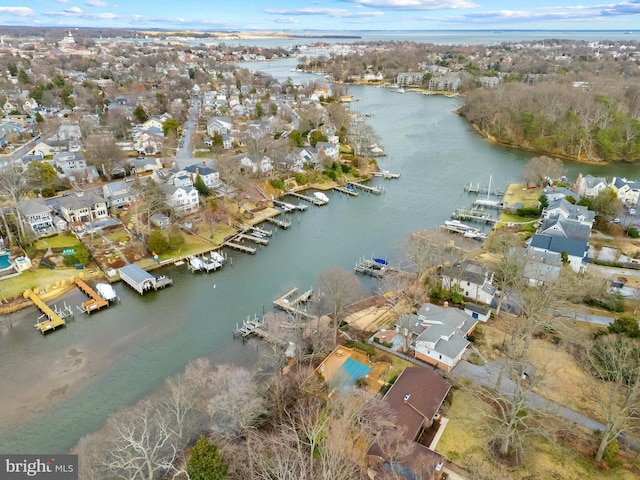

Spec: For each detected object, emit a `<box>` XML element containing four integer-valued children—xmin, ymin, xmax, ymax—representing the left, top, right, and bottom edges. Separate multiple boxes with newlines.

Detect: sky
<box><xmin>0</xmin><ymin>1</ymin><xmax>639</xmax><ymax>31</ymax></box>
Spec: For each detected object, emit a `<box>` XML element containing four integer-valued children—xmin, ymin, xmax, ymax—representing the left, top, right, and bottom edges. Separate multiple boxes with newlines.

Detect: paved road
<box><xmin>174</xmin><ymin>99</ymin><xmax>200</xmax><ymax>169</ymax></box>
<box><xmin>450</xmin><ymin>359</ymin><xmax>606</xmax><ymax>432</ymax></box>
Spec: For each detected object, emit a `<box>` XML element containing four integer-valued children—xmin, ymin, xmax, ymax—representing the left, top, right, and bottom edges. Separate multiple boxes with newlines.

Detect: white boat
<box><xmin>210</xmin><ymin>251</ymin><xmax>226</xmax><ymax>264</ymax></box>
<box><xmin>189</xmin><ymin>256</ymin><xmax>205</xmax><ymax>271</ymax></box>
<box><xmin>96</xmin><ymin>283</ymin><xmax>118</xmax><ymax>302</ymax></box>
<box><xmin>313</xmin><ymin>192</ymin><xmax>329</xmax><ymax>203</ymax></box>
<box><xmin>444</xmin><ymin>220</ymin><xmax>472</xmax><ymax>230</ymax></box>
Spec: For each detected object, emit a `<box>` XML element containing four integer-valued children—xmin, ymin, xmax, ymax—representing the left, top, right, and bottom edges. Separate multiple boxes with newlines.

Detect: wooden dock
<box><xmin>26</xmin><ymin>290</ymin><xmax>70</xmax><ymax>334</ymax></box>
<box><xmin>233</xmin><ymin>314</ymin><xmax>265</xmax><ymax>338</ymax></box>
<box><xmin>450</xmin><ymin>208</ymin><xmax>495</xmax><ymax>224</ymax></box>
<box><xmin>273</xmin><ymin>287</ymin><xmax>314</xmax><ymax>319</ymax></box>
<box><xmin>333</xmin><ymin>185</ymin><xmax>359</xmax><ymax>196</ymax></box>
<box><xmin>473</xmin><ymin>198</ymin><xmax>503</xmax><ymax>210</ymax></box>
<box><xmin>250</xmin><ymin>225</ymin><xmax>273</xmax><ymax>237</ymax></box>
<box><xmin>354</xmin><ymin>258</ymin><xmax>387</xmax><ymax>278</ymax></box>
<box><xmin>226</xmin><ymin>241</ymin><xmax>257</xmax><ymax>254</ymax></box>
<box><xmin>237</xmin><ymin>233</ymin><xmax>269</xmax><ymax>246</ymax></box>
<box><xmin>348</xmin><ymin>182</ymin><xmax>382</xmax><ymax>195</ymax></box>
<box><xmin>74</xmin><ymin>278</ymin><xmax>108</xmax><ymax>314</ymax></box>
<box><xmin>286</xmin><ymin>190</ymin><xmax>327</xmax><ymax>206</ymax></box>
<box><xmin>264</xmin><ymin>216</ymin><xmax>292</xmax><ymax>229</ymax></box>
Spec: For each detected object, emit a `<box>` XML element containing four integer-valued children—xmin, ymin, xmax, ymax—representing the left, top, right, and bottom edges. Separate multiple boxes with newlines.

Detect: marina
<box><xmin>74</xmin><ymin>278</ymin><xmax>109</xmax><ymax>314</ymax></box>
<box><xmin>273</xmin><ymin>287</ymin><xmax>315</xmax><ymax>319</ymax></box>
<box><xmin>118</xmin><ymin>264</ymin><xmax>173</xmax><ymax>294</ymax></box>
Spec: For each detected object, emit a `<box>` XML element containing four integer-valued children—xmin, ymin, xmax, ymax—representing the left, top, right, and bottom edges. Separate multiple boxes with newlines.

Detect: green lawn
<box><xmin>34</xmin><ymin>234</ymin><xmax>80</xmax><ymax>250</ymax></box>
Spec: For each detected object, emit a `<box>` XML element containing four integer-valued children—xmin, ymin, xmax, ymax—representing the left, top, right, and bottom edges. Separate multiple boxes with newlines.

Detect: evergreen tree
<box><xmin>148</xmin><ymin>229</ymin><xmax>169</xmax><ymax>255</ymax></box>
<box><xmin>133</xmin><ymin>105</ymin><xmax>149</xmax><ymax>123</ymax></box>
<box><xmin>187</xmin><ymin>436</ymin><xmax>227</xmax><ymax>480</ymax></box>
<box><xmin>194</xmin><ymin>174</ymin><xmax>210</xmax><ymax>197</ymax></box>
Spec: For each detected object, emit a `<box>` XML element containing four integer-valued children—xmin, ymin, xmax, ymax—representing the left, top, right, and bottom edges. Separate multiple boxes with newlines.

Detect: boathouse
<box><xmin>119</xmin><ymin>264</ymin><xmax>172</xmax><ymax>294</ymax></box>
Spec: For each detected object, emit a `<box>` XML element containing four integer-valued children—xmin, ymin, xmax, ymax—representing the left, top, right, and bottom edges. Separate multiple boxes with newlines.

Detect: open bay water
<box><xmin>2</xmin><ymin>50</ymin><xmax>639</xmax><ymax>454</ymax></box>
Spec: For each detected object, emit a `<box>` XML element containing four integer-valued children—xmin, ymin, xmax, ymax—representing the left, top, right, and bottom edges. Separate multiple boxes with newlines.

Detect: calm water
<box><xmin>1</xmin><ymin>56</ymin><xmax>638</xmax><ymax>454</ymax></box>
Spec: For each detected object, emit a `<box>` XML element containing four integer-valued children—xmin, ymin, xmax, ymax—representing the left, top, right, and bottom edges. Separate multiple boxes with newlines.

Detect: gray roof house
<box><xmin>413</xmin><ymin>304</ymin><xmax>478</xmax><ymax>371</ymax></box>
<box><xmin>57</xmin><ymin>191</ymin><xmax>109</xmax><ymax>228</ymax></box>
<box><xmin>440</xmin><ymin>260</ymin><xmax>496</xmax><ymax>305</ymax></box>
<box><xmin>19</xmin><ymin>198</ymin><xmax>55</xmax><ymax>237</ymax></box>
<box><xmin>576</xmin><ymin>173</ymin><xmax>607</xmax><ymax>198</ymax></box>
<box><xmin>102</xmin><ymin>180</ymin><xmax>139</xmax><ymax>208</ymax></box>
<box><xmin>543</xmin><ymin>198</ymin><xmax>595</xmax><ymax>226</ymax></box>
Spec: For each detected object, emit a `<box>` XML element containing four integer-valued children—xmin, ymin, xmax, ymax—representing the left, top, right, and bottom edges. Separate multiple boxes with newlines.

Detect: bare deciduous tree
<box><xmin>316</xmin><ymin>267</ymin><xmax>362</xmax><ymax>346</ymax></box>
<box><xmin>581</xmin><ymin>334</ymin><xmax>640</xmax><ymax>462</ymax></box>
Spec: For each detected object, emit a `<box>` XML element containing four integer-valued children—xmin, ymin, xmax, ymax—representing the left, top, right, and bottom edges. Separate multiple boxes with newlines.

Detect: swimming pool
<box><xmin>338</xmin><ymin>357</ymin><xmax>372</xmax><ymax>391</ymax></box>
<box><xmin>0</xmin><ymin>254</ymin><xmax>11</xmax><ymax>271</ymax></box>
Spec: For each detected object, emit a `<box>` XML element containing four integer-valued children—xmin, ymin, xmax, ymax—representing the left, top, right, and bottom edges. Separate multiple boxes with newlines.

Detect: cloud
<box><xmin>272</xmin><ymin>17</ymin><xmax>300</xmax><ymax>24</ymax></box>
<box><xmin>264</xmin><ymin>7</ymin><xmax>384</xmax><ymax>18</ymax></box>
<box><xmin>0</xmin><ymin>6</ymin><xmax>35</xmax><ymax>16</ymax></box>
<box><xmin>66</xmin><ymin>6</ymin><xmax>83</xmax><ymax>13</ymax></box>
<box><xmin>86</xmin><ymin>0</ymin><xmax>108</xmax><ymax>6</ymax></box>
<box><xmin>341</xmin><ymin>0</ymin><xmax>477</xmax><ymax>10</ymax></box>
<box><xmin>601</xmin><ymin>0</ymin><xmax>640</xmax><ymax>16</ymax></box>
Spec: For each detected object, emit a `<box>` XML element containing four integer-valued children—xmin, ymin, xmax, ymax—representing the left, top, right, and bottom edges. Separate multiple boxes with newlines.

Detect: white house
<box><xmin>440</xmin><ymin>260</ymin><xmax>496</xmax><ymax>305</ymax></box>
<box><xmin>160</xmin><ymin>184</ymin><xmax>199</xmax><ymax>212</ymax></box>
<box><xmin>57</xmin><ymin>191</ymin><xmax>109</xmax><ymax>227</ymax></box>
<box><xmin>412</xmin><ymin>304</ymin><xmax>478</xmax><ymax>372</ymax></box>
<box><xmin>102</xmin><ymin>180</ymin><xmax>139</xmax><ymax>209</ymax></box>
<box><xmin>575</xmin><ymin>173</ymin><xmax>607</xmax><ymax>198</ymax></box>
<box><xmin>184</xmin><ymin>164</ymin><xmax>220</xmax><ymax>188</ymax></box>
<box><xmin>316</xmin><ymin>141</ymin><xmax>340</xmax><ymax>160</ymax></box>
<box><xmin>611</xmin><ymin>177</ymin><xmax>640</xmax><ymax>206</ymax></box>
<box><xmin>19</xmin><ymin>198</ymin><xmax>55</xmax><ymax>237</ymax></box>
<box><xmin>206</xmin><ymin>117</ymin><xmax>233</xmax><ymax>137</ymax></box>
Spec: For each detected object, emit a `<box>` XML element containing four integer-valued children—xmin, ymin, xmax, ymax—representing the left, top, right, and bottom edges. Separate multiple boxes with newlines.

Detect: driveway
<box><xmin>450</xmin><ymin>359</ymin><xmax>606</xmax><ymax>432</ymax></box>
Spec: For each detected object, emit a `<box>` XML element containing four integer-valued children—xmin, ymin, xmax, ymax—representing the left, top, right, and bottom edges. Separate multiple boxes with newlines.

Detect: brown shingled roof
<box><xmin>383</xmin><ymin>367</ymin><xmax>451</xmax><ymax>441</ymax></box>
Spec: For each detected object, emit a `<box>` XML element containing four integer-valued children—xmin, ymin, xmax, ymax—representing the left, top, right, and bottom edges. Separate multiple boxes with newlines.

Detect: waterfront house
<box><xmin>610</xmin><ymin>177</ymin><xmax>640</xmax><ymax>207</ymax></box>
<box><xmin>412</xmin><ymin>303</ymin><xmax>478</xmax><ymax>372</ymax></box>
<box><xmin>542</xmin><ymin>198</ymin><xmax>595</xmax><ymax>227</ymax></box>
<box><xmin>439</xmin><ymin>260</ymin><xmax>496</xmax><ymax>305</ymax></box>
<box><xmin>541</xmin><ymin>186</ymin><xmax>580</xmax><ymax>203</ymax></box>
<box><xmin>575</xmin><ymin>173</ymin><xmax>607</xmax><ymax>198</ymax></box>
<box><xmin>315</xmin><ymin>141</ymin><xmax>340</xmax><ymax>160</ymax></box>
<box><xmin>160</xmin><ymin>184</ymin><xmax>199</xmax><ymax>212</ymax></box>
<box><xmin>19</xmin><ymin>198</ymin><xmax>56</xmax><ymax>237</ymax></box>
<box><xmin>367</xmin><ymin>367</ymin><xmax>448</xmax><ymax>480</ymax></box>
<box><xmin>150</xmin><ymin>213</ymin><xmax>170</xmax><ymax>229</ymax></box>
<box><xmin>58</xmin><ymin>191</ymin><xmax>108</xmax><ymax>229</ymax></box>
<box><xmin>102</xmin><ymin>180</ymin><xmax>139</xmax><ymax>209</ymax></box>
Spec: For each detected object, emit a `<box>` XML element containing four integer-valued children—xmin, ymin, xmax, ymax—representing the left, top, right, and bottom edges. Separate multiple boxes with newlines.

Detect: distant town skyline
<box><xmin>0</xmin><ymin>1</ymin><xmax>639</xmax><ymax>32</ymax></box>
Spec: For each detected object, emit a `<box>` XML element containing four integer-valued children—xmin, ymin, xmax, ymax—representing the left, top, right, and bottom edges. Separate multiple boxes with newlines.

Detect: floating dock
<box><xmin>450</xmin><ymin>208</ymin><xmax>495</xmax><ymax>224</ymax></box>
<box><xmin>273</xmin><ymin>287</ymin><xmax>314</xmax><ymax>319</ymax></box>
<box><xmin>333</xmin><ymin>185</ymin><xmax>358</xmax><ymax>196</ymax></box>
<box><xmin>286</xmin><ymin>191</ymin><xmax>327</xmax><ymax>206</ymax></box>
<box><xmin>264</xmin><ymin>216</ymin><xmax>292</xmax><ymax>229</ymax></box>
<box><xmin>74</xmin><ymin>278</ymin><xmax>109</xmax><ymax>314</ymax></box>
<box><xmin>347</xmin><ymin>182</ymin><xmax>382</xmax><ymax>195</ymax></box>
<box><xmin>26</xmin><ymin>290</ymin><xmax>71</xmax><ymax>334</ymax></box>
<box><xmin>118</xmin><ymin>264</ymin><xmax>172</xmax><ymax>295</ymax></box>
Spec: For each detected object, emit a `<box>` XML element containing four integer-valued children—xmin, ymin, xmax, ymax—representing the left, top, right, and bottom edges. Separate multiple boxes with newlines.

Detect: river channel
<box><xmin>1</xmin><ymin>57</ymin><xmax>638</xmax><ymax>454</ymax></box>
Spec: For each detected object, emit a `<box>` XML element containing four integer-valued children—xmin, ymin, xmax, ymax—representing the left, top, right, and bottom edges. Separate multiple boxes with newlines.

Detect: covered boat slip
<box><xmin>118</xmin><ymin>264</ymin><xmax>172</xmax><ymax>295</ymax></box>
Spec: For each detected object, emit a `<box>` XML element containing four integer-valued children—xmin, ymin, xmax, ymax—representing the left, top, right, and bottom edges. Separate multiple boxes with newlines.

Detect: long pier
<box><xmin>226</xmin><ymin>241</ymin><xmax>257</xmax><ymax>254</ymax></box>
<box><xmin>273</xmin><ymin>287</ymin><xmax>314</xmax><ymax>319</ymax></box>
<box><xmin>237</xmin><ymin>233</ymin><xmax>269</xmax><ymax>246</ymax></box>
<box><xmin>348</xmin><ymin>182</ymin><xmax>382</xmax><ymax>195</ymax></box>
<box><xmin>26</xmin><ymin>290</ymin><xmax>69</xmax><ymax>334</ymax></box>
<box><xmin>286</xmin><ymin>190</ymin><xmax>327</xmax><ymax>206</ymax></box>
<box><xmin>74</xmin><ymin>278</ymin><xmax>109</xmax><ymax>314</ymax></box>
<box><xmin>264</xmin><ymin>216</ymin><xmax>292</xmax><ymax>229</ymax></box>
<box><xmin>333</xmin><ymin>185</ymin><xmax>359</xmax><ymax>196</ymax></box>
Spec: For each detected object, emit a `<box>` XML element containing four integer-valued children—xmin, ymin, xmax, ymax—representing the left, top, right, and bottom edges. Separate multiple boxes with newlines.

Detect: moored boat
<box><xmin>313</xmin><ymin>192</ymin><xmax>329</xmax><ymax>203</ymax></box>
<box><xmin>96</xmin><ymin>283</ymin><xmax>118</xmax><ymax>302</ymax></box>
